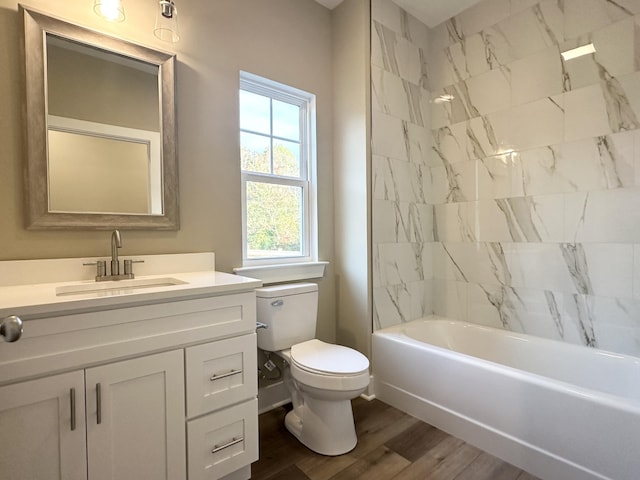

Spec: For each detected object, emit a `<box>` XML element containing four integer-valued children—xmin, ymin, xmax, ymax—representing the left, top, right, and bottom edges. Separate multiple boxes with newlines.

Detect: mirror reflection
<box><xmin>46</xmin><ymin>35</ymin><xmax>162</xmax><ymax>215</ymax></box>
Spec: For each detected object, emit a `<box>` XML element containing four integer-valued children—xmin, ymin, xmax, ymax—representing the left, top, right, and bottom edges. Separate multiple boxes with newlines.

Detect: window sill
<box><xmin>233</xmin><ymin>261</ymin><xmax>328</xmax><ymax>285</ymax></box>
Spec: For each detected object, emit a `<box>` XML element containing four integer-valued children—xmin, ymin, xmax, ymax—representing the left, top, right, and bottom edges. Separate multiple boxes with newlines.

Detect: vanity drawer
<box><xmin>0</xmin><ymin>292</ymin><xmax>256</xmax><ymax>386</ymax></box>
<box><xmin>187</xmin><ymin>398</ymin><xmax>258</xmax><ymax>480</ymax></box>
<box><xmin>185</xmin><ymin>334</ymin><xmax>257</xmax><ymax>419</ymax></box>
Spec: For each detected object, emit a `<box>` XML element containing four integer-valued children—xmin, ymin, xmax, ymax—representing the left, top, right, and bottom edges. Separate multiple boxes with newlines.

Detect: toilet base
<box><xmin>284</xmin><ymin>395</ymin><xmax>357</xmax><ymax>456</ymax></box>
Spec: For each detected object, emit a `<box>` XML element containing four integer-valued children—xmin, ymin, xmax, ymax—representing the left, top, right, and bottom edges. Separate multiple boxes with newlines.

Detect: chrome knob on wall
<box><xmin>0</xmin><ymin>315</ymin><xmax>23</xmax><ymax>342</ymax></box>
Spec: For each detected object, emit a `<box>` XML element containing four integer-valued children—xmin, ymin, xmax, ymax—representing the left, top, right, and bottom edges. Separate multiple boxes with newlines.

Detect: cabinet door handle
<box><xmin>96</xmin><ymin>383</ymin><xmax>102</xmax><ymax>425</ymax></box>
<box><xmin>70</xmin><ymin>388</ymin><xmax>76</xmax><ymax>431</ymax></box>
<box><xmin>211</xmin><ymin>437</ymin><xmax>243</xmax><ymax>454</ymax></box>
<box><xmin>210</xmin><ymin>369</ymin><xmax>242</xmax><ymax>382</ymax></box>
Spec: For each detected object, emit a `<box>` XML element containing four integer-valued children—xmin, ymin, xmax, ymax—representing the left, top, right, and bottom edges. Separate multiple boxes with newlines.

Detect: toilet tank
<box><xmin>256</xmin><ymin>283</ymin><xmax>318</xmax><ymax>351</ymax></box>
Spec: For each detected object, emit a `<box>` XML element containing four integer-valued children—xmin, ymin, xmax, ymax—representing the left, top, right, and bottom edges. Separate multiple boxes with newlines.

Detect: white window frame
<box><xmin>239</xmin><ymin>71</ymin><xmax>318</xmax><ymax>267</ymax></box>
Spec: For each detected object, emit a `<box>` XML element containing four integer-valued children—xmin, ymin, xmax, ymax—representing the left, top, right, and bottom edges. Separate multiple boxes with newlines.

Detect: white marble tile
<box><xmin>463</xmin><ymin>32</ymin><xmax>497</xmax><ymax>77</ymax></box>
<box><xmin>561</xmin><ymin>18</ymin><xmax>637</xmax><ymax>92</ymax></box>
<box><xmin>476</xmin><ymin>196</ymin><xmax>564</xmax><ymax>242</ymax></box>
<box><xmin>511</xmin><ymin>0</ymin><xmax>539</xmax><ymax>15</ymax></box>
<box><xmin>432</xmin><ymin>279</ymin><xmax>468</xmax><ymax>321</ymax></box>
<box><xmin>511</xmin><ymin>45</ymin><xmax>564</xmax><ymax>106</ymax></box>
<box><xmin>372</xmin><ymin>155</ymin><xmax>415</xmax><ymax>202</ymax></box>
<box><xmin>467</xmin><ymin>110</ymin><xmax>513</xmax><ymax>158</ymax></box>
<box><xmin>564</xmin><ymin>85</ymin><xmax>611</xmax><ymax>142</ymax></box>
<box><xmin>564</xmin><ymin>0</ymin><xmax>638</xmax><ymax>40</ymax></box>
<box><xmin>413</xmin><ymin>203</ymin><xmax>434</xmax><ymax>243</ymax></box>
<box><xmin>377</xmin><ymin>242</ymin><xmax>426</xmax><ymax>286</ymax></box>
<box><xmin>438</xmin><ymin>241</ymin><xmax>513</xmax><ymax>286</ymax></box>
<box><xmin>372</xmin><ymin>66</ymin><xmax>409</xmax><ymax>119</ymax></box>
<box><xmin>433</xmin><ymin>202</ymin><xmax>476</xmax><ymax>242</ymax></box>
<box><xmin>428</xmin><ymin>46</ymin><xmax>458</xmax><ymax>91</ymax></box>
<box><xmin>567</xmin><ymin>243</ymin><xmax>634</xmax><ymax>298</ymax></box>
<box><xmin>372</xmin><ymin>0</ymin><xmax>403</xmax><ymax>34</ymax></box>
<box><xmin>466</xmin><ymin>66</ymin><xmax>511</xmax><ymax>115</ymax></box>
<box><xmin>396</xmin><ymin>35</ymin><xmax>424</xmax><ymax>85</ymax></box>
<box><xmin>373</xmin><ymin>285</ymin><xmax>411</xmax><ymax>328</ymax></box>
<box><xmin>561</xmin><ymin>132</ymin><xmax>635</xmax><ymax>190</ymax></box>
<box><xmin>445</xmin><ymin>42</ymin><xmax>472</xmax><ymax>85</ymax></box>
<box><xmin>457</xmin><ymin>0</ymin><xmax>511</xmax><ymax>38</ymax></box>
<box><xmin>428</xmin><ymin>166</ymin><xmax>450</xmax><ymax>205</ymax></box>
<box><xmin>634</xmin><ymin>244</ymin><xmax>640</xmax><ymax>299</ymax></box>
<box><xmin>479</xmin><ymin>152</ymin><xmax>524</xmax><ymax>199</ymax></box>
<box><xmin>406</xmin><ymin>122</ymin><xmax>432</xmax><ymax>166</ymax></box>
<box><xmin>432</xmin><ymin>123</ymin><xmax>471</xmax><ymax>166</ymax></box>
<box><xmin>372</xmin><ymin>20</ymin><xmax>400</xmax><ymax>76</ymax></box>
<box><xmin>614</xmin><ymin>70</ymin><xmax>640</xmax><ymax>131</ymax></box>
<box><xmin>372</xmin><ymin>200</ymin><xmax>411</xmax><ymax>243</ymax></box>
<box><xmin>521</xmin><ymin>131</ymin><xmax>635</xmax><ymax>195</ymax></box>
<box><xmin>410</xmin><ymin>279</ymin><xmax>434</xmax><ymax>320</ymax></box>
<box><xmin>493</xmin><ymin>1</ymin><xmax>564</xmax><ymax>61</ymax></box>
<box><xmin>372</xmin><ymin>111</ymin><xmax>409</xmax><ymax>160</ymax></box>
<box><xmin>466</xmin><ymin>283</ymin><xmax>568</xmax><ymax>340</ymax></box>
<box><xmin>404</xmin><ymin>11</ymin><xmax>429</xmax><ymax>50</ymax></box>
<box><xmin>563</xmin><ymin>294</ymin><xmax>640</xmax><ymax>355</ymax></box>
<box><xmin>564</xmin><ymin>188</ymin><xmax>640</xmax><ymax>242</ymax></box>
<box><xmin>510</xmin><ymin>95</ymin><xmax>564</xmax><ymax>150</ymax></box>
<box><xmin>503</xmin><ymin>242</ymin><xmax>577</xmax><ymax>293</ymax></box>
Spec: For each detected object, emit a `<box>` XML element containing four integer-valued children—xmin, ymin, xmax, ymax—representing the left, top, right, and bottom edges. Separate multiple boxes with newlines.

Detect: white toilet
<box><xmin>256</xmin><ymin>282</ymin><xmax>370</xmax><ymax>456</ymax></box>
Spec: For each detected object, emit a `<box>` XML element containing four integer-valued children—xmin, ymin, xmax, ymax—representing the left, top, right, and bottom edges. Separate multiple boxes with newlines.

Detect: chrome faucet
<box><xmin>110</xmin><ymin>229</ymin><xmax>122</xmax><ymax>276</ymax></box>
<box><xmin>83</xmin><ymin>230</ymin><xmax>143</xmax><ymax>281</ymax></box>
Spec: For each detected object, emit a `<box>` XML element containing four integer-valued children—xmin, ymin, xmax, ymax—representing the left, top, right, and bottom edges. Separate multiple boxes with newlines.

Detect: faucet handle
<box><xmin>83</xmin><ymin>260</ymin><xmax>107</xmax><ymax>279</ymax></box>
<box><xmin>123</xmin><ymin>259</ymin><xmax>144</xmax><ymax>276</ymax></box>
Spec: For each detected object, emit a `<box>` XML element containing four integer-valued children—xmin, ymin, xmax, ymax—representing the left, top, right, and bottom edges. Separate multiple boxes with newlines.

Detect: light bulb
<box><xmin>94</xmin><ymin>0</ymin><xmax>125</xmax><ymax>22</ymax></box>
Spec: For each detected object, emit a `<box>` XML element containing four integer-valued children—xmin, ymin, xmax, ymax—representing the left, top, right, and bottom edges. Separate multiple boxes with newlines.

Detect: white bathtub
<box><xmin>372</xmin><ymin>317</ymin><xmax>640</xmax><ymax>480</ymax></box>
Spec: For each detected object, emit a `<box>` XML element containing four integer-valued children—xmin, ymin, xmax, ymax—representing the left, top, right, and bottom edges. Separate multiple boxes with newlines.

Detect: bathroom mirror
<box><xmin>22</xmin><ymin>6</ymin><xmax>179</xmax><ymax>230</ymax></box>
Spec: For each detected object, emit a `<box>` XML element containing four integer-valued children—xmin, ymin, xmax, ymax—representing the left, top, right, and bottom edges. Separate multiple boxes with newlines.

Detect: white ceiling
<box><xmin>314</xmin><ymin>0</ymin><xmax>484</xmax><ymax>28</ymax></box>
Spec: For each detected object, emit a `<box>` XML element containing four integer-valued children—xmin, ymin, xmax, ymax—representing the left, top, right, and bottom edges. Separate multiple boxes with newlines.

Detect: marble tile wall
<box><xmin>372</xmin><ymin>0</ymin><xmax>640</xmax><ymax>357</ymax></box>
<box><xmin>371</xmin><ymin>0</ymin><xmax>433</xmax><ymax>329</ymax></box>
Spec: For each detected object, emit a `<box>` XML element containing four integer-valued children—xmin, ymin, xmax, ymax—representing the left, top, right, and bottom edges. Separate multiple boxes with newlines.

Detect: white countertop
<box><xmin>0</xmin><ymin>270</ymin><xmax>262</xmax><ymax>319</ymax></box>
<box><xmin>0</xmin><ymin>255</ymin><xmax>262</xmax><ymax>320</ymax></box>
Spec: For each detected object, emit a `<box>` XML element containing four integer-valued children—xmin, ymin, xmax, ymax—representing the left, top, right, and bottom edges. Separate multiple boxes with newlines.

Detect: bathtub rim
<box><xmin>373</xmin><ymin>317</ymin><xmax>640</xmax><ymax>414</ymax></box>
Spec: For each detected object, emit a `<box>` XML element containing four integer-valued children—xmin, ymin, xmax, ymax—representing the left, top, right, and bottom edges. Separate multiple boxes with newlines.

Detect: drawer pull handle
<box><xmin>210</xmin><ymin>369</ymin><xmax>242</xmax><ymax>382</ymax></box>
<box><xmin>212</xmin><ymin>437</ymin><xmax>243</xmax><ymax>454</ymax></box>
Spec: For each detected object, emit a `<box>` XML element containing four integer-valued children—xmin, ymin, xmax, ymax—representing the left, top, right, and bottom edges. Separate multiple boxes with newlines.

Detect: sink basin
<box><xmin>56</xmin><ymin>277</ymin><xmax>187</xmax><ymax>297</ymax></box>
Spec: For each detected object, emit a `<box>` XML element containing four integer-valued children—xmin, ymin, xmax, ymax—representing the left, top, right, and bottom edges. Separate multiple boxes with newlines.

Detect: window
<box><xmin>239</xmin><ymin>72</ymin><xmax>317</xmax><ymax>266</ymax></box>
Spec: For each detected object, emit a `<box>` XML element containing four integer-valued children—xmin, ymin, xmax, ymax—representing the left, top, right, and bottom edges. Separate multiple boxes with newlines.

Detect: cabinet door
<box><xmin>86</xmin><ymin>350</ymin><xmax>186</xmax><ymax>480</ymax></box>
<box><xmin>0</xmin><ymin>371</ymin><xmax>87</xmax><ymax>480</ymax></box>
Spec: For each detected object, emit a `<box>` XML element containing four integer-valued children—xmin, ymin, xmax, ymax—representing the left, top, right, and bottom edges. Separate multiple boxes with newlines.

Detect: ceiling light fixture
<box><xmin>434</xmin><ymin>94</ymin><xmax>455</xmax><ymax>104</ymax></box>
<box><xmin>561</xmin><ymin>43</ymin><xmax>596</xmax><ymax>61</ymax></box>
<box><xmin>93</xmin><ymin>0</ymin><xmax>125</xmax><ymax>22</ymax></box>
<box><xmin>154</xmin><ymin>0</ymin><xmax>180</xmax><ymax>43</ymax></box>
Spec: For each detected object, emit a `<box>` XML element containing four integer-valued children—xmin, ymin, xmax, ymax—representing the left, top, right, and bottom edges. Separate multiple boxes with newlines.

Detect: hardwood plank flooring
<box><xmin>251</xmin><ymin>398</ymin><xmax>540</xmax><ymax>480</ymax></box>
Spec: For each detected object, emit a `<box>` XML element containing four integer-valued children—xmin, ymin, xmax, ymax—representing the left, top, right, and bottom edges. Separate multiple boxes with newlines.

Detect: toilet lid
<box><xmin>290</xmin><ymin>339</ymin><xmax>369</xmax><ymax>375</ymax></box>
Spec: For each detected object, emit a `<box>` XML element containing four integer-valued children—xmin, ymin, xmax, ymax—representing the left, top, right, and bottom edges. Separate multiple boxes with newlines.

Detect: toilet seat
<box><xmin>288</xmin><ymin>339</ymin><xmax>370</xmax><ymax>392</ymax></box>
<box><xmin>291</xmin><ymin>339</ymin><xmax>369</xmax><ymax>375</ymax></box>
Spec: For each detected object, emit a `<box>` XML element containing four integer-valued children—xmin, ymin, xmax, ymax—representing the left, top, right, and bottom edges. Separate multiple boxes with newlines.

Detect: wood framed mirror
<box><xmin>22</xmin><ymin>6</ymin><xmax>179</xmax><ymax>230</ymax></box>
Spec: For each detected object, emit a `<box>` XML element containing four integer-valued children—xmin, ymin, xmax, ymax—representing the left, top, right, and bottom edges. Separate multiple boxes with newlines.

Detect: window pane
<box><xmin>240</xmin><ymin>132</ymin><xmax>271</xmax><ymax>173</ymax></box>
<box><xmin>272</xmin><ymin>100</ymin><xmax>300</xmax><ymax>141</ymax></box>
<box><xmin>240</xmin><ymin>90</ymin><xmax>271</xmax><ymax>135</ymax></box>
<box><xmin>273</xmin><ymin>139</ymin><xmax>300</xmax><ymax>177</ymax></box>
<box><xmin>246</xmin><ymin>181</ymin><xmax>302</xmax><ymax>258</ymax></box>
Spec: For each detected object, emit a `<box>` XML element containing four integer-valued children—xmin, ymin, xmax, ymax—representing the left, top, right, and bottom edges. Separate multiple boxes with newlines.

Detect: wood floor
<box><xmin>251</xmin><ymin>397</ymin><xmax>540</xmax><ymax>480</ymax></box>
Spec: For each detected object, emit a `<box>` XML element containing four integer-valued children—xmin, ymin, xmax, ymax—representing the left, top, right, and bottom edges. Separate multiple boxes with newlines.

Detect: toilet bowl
<box><xmin>256</xmin><ymin>283</ymin><xmax>370</xmax><ymax>456</ymax></box>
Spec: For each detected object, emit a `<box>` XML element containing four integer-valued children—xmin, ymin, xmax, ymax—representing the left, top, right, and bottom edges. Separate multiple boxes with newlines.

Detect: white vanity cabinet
<box><xmin>0</xmin><ymin>371</ymin><xmax>87</xmax><ymax>480</ymax></box>
<box><xmin>0</xmin><ymin>351</ymin><xmax>186</xmax><ymax>480</ymax></box>
<box><xmin>0</xmin><ymin>271</ymin><xmax>260</xmax><ymax>480</ymax></box>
